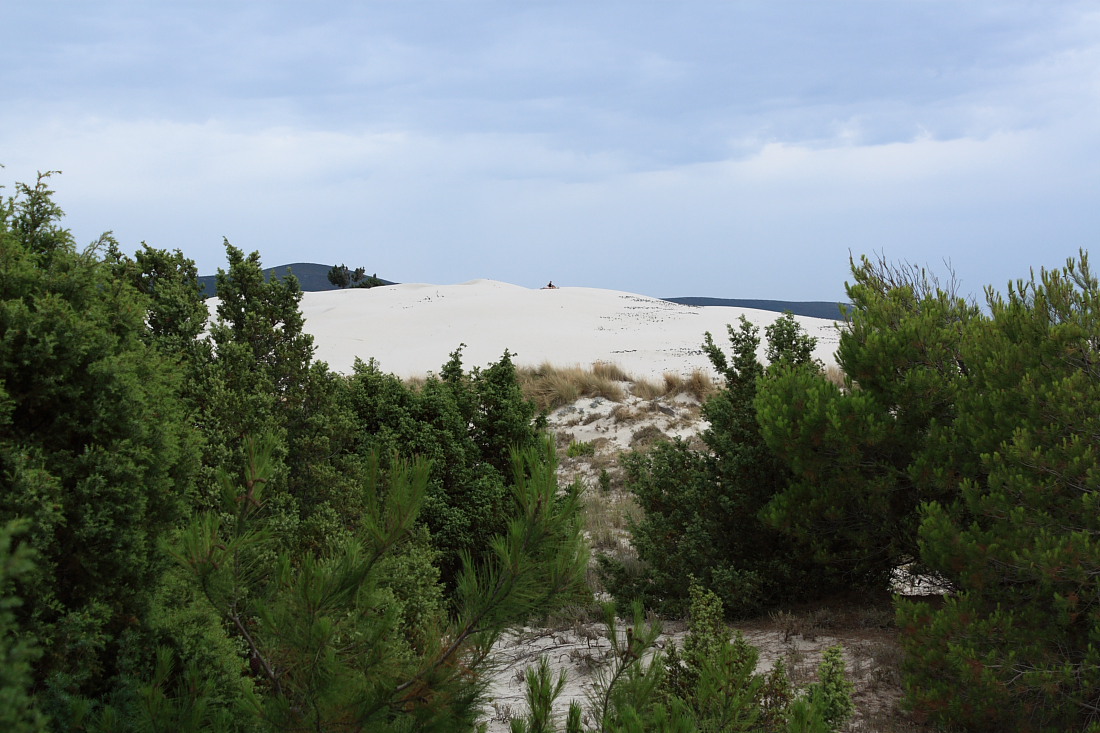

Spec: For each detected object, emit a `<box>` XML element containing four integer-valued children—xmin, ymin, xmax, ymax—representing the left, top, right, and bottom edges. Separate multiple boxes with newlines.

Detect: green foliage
<box><xmin>501</xmin><ymin>580</ymin><xmax>837</xmax><ymax>733</ymax></box>
<box><xmin>895</xmin><ymin>253</ymin><xmax>1100</xmax><ymax>731</ymax></box>
<box><xmin>510</xmin><ymin>656</ymin><xmax>569</xmax><ymax>733</ymax></box>
<box><xmin>170</xmin><ymin>436</ymin><xmax>586</xmax><ymax>730</ymax></box>
<box><xmin>755</xmin><ymin>252</ymin><xmax>1100</xmax><ymax>730</ymax></box>
<box><xmin>599</xmin><ymin>440</ymin><xmax>714</xmax><ymax>616</ymax></box>
<box><xmin>660</xmin><ymin>581</ymin><xmax>795</xmax><ymax>732</ymax></box>
<box><xmin>328</xmin><ymin>263</ymin><xmax>383</xmax><ymax>289</ymax></box>
<box><xmin>588</xmin><ymin>601</ymin><xmax>666</xmax><ymax>729</ymax></box>
<box><xmin>784</xmin><ymin>694</ymin><xmax>832</xmax><ymax>733</ymax></box>
<box><xmin>196</xmin><ymin>244</ymin><xmax>369</xmax><ymax>556</ymax></box>
<box><xmin>0</xmin><ymin>173</ymin><xmax>583</xmax><ymax>730</ymax></box>
<box><xmin>347</xmin><ymin>348</ymin><xmax>546</xmax><ymax>587</ymax></box>
<box><xmin>755</xmin><ymin>255</ymin><xmax>980</xmax><ymax>584</ymax></box>
<box><xmin>566</xmin><ymin>440</ymin><xmax>596</xmax><ymax>458</ymax></box>
<box><xmin>803</xmin><ymin>646</ymin><xmax>853</xmax><ymax>729</ymax></box>
<box><xmin>108</xmin><ymin>242</ymin><xmax>209</xmax><ymax>358</ymax></box>
<box><xmin>0</xmin><ymin>173</ymin><xmax>200</xmax><ymax>718</ymax></box>
<box><xmin>603</xmin><ymin>315</ymin><xmax>839</xmax><ymax>617</ymax></box>
<box><xmin>0</xmin><ymin>520</ymin><xmax>47</xmax><ymax>732</ymax></box>
<box><xmin>508</xmin><ymin>581</ymin><xmax>829</xmax><ymax>732</ymax></box>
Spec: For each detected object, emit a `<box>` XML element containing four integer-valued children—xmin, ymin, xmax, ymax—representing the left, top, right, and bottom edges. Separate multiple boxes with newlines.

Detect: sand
<box><xmin>286</xmin><ymin>280</ymin><xmax>840</xmax><ymax>379</ymax></box>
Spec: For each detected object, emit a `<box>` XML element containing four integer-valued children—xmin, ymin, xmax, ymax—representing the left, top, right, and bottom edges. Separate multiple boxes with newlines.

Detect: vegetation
<box><xmin>0</xmin><ymin>174</ymin><xmax>584</xmax><ymax>730</ymax></box>
<box><xmin>0</xmin><ymin>174</ymin><xmax>200</xmax><ymax>724</ymax></box>
<box><xmin>605</xmin><ymin>250</ymin><xmax>1100</xmax><ymax>730</ymax></box>
<box><xmin>602</xmin><ymin>314</ymin><xmax>845</xmax><ymax>617</ymax></box>
<box><xmin>890</xmin><ymin>255</ymin><xmax>1100</xmax><ymax>731</ymax></box>
<box><xmin>630</xmin><ymin>370</ymin><xmax>717</xmax><ymax>402</ymax></box>
<box><xmin>516</xmin><ymin>362</ymin><xmax>715</xmax><ymax>411</ymax></box>
<box><xmin>757</xmin><ymin>254</ymin><xmax>1100</xmax><ymax>730</ymax></box>
<box><xmin>327</xmin><ymin>263</ymin><xmax>384</xmax><ymax>289</ymax></box>
<box><xmin>507</xmin><ymin>581</ymin><xmax>851</xmax><ymax>731</ymax></box>
<box><xmin>5</xmin><ymin>171</ymin><xmax>1100</xmax><ymax>731</ymax></box>
<box><xmin>566</xmin><ymin>440</ymin><xmax>596</xmax><ymax>458</ymax></box>
<box><xmin>755</xmin><ymin>257</ymin><xmax>980</xmax><ymax>586</ymax></box>
<box><xmin>517</xmin><ymin>363</ymin><xmax>626</xmax><ymax>411</ymax></box>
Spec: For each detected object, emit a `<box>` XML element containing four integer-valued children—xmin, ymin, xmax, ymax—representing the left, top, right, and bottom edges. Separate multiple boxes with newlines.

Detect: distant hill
<box><xmin>197</xmin><ymin>263</ymin><xmax>395</xmax><ymax>298</ymax></box>
<box><xmin>197</xmin><ymin>263</ymin><xmax>844</xmax><ymax>318</ymax></box>
<box><xmin>662</xmin><ymin>297</ymin><xmax>849</xmax><ymax>320</ymax></box>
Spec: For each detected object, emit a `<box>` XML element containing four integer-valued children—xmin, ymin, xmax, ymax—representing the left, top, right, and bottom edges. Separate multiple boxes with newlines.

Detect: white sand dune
<box><xmin>292</xmin><ymin>279</ymin><xmax>841</xmax><ymax>379</ymax></box>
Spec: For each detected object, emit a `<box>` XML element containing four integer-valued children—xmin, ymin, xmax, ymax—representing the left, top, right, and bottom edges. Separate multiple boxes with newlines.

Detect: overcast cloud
<box><xmin>2</xmin><ymin>1</ymin><xmax>1098</xmax><ymax>300</ymax></box>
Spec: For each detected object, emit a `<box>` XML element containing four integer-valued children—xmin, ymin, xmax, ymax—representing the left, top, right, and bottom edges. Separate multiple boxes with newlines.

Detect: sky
<box><xmin>2</xmin><ymin>1</ymin><xmax>1098</xmax><ymax>301</ymax></box>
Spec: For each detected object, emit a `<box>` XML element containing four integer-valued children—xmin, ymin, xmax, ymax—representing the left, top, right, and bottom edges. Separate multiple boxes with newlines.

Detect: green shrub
<box><xmin>566</xmin><ymin>440</ymin><xmax>596</xmax><ymax>458</ymax></box>
<box><xmin>602</xmin><ymin>315</ymin><xmax>842</xmax><ymax>618</ymax></box>
<box><xmin>0</xmin><ymin>174</ymin><xmax>200</xmax><ymax>719</ymax></box>
<box><xmin>894</xmin><ymin>253</ymin><xmax>1100</xmax><ymax>731</ymax></box>
<box><xmin>757</xmin><ymin>253</ymin><xmax>1100</xmax><ymax>730</ymax></box>
<box><xmin>755</xmin><ymin>256</ymin><xmax>979</xmax><ymax>586</ymax></box>
<box><xmin>804</xmin><ymin>646</ymin><xmax>854</xmax><ymax>729</ymax></box>
<box><xmin>0</xmin><ymin>521</ymin><xmax>46</xmax><ymax>732</ymax></box>
<box><xmin>347</xmin><ymin>347</ymin><xmax>545</xmax><ymax>587</ymax></box>
<box><xmin>169</xmin><ymin>437</ymin><xmax>586</xmax><ymax>730</ymax></box>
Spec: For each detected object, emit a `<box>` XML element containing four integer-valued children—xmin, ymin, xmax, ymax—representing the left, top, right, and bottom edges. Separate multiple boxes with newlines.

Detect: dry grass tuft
<box><xmin>582</xmin><ymin>490</ymin><xmax>641</xmax><ymax>555</ymax></box>
<box><xmin>609</xmin><ymin>404</ymin><xmax>641</xmax><ymax>424</ymax></box>
<box><xmin>823</xmin><ymin>364</ymin><xmax>847</xmax><ymax>389</ymax></box>
<box><xmin>629</xmin><ymin>424</ymin><xmax>668</xmax><ymax>449</ymax></box>
<box><xmin>402</xmin><ymin>375</ymin><xmax>428</xmax><ymax>392</ymax></box>
<box><xmin>517</xmin><ymin>361</ymin><xmax>719</xmax><ymax>410</ymax></box>
<box><xmin>631</xmin><ymin>370</ymin><xmax>718</xmax><ymax>402</ymax></box>
<box><xmin>631</xmin><ymin>377</ymin><xmax>664</xmax><ymax>401</ymax></box>
<box><xmin>668</xmin><ymin>369</ymin><xmax>719</xmax><ymax>401</ymax></box>
<box><xmin>518</xmin><ymin>363</ymin><xmax>626</xmax><ymax>410</ymax></box>
<box><xmin>592</xmin><ymin>361</ymin><xmax>632</xmax><ymax>382</ymax></box>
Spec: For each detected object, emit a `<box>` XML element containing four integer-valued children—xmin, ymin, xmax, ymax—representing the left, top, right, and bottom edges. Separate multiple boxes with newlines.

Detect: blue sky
<box><xmin>3</xmin><ymin>2</ymin><xmax>1098</xmax><ymax>300</ymax></box>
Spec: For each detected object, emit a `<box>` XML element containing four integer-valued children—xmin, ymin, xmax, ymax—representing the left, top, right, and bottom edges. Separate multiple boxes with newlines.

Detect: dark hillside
<box><xmin>663</xmin><ymin>297</ymin><xmax>848</xmax><ymax>320</ymax></box>
<box><xmin>198</xmin><ymin>262</ymin><xmax>395</xmax><ymax>298</ymax></box>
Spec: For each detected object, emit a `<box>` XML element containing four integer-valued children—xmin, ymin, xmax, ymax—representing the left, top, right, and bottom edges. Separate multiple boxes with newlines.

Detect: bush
<box><xmin>0</xmin><ymin>175</ymin><xmax>200</xmax><ymax>718</ymax></box>
<box><xmin>603</xmin><ymin>315</ymin><xmax>843</xmax><ymax>617</ymax></box>
<box><xmin>755</xmin><ymin>255</ymin><xmax>979</xmax><ymax>586</ymax></box>
<box><xmin>566</xmin><ymin>440</ymin><xmax>596</xmax><ymax>458</ymax></box>
<box><xmin>759</xmin><ymin>253</ymin><xmax>1100</xmax><ymax>730</ymax></box>
<box><xmin>508</xmin><ymin>583</ymin><xmax>834</xmax><ymax>732</ymax></box>
<box><xmin>347</xmin><ymin>347</ymin><xmax>546</xmax><ymax>588</ymax></box>
<box><xmin>804</xmin><ymin>646</ymin><xmax>854</xmax><ymax>729</ymax></box>
<box><xmin>894</xmin><ymin>254</ymin><xmax>1100</xmax><ymax>731</ymax></box>
<box><xmin>167</xmin><ymin>437</ymin><xmax>587</xmax><ymax>730</ymax></box>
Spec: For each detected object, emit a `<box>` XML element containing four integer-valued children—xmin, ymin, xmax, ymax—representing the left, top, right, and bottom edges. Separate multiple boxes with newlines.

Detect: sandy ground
<box><xmin>282</xmin><ymin>280</ymin><xmax>840</xmax><ymax>379</ymax></box>
<box><xmin>481</xmin><ymin>621</ymin><xmax>907</xmax><ymax>733</ymax></box>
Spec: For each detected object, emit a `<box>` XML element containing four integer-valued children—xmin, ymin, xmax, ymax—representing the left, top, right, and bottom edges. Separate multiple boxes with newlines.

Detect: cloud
<box><xmin>2</xmin><ymin>1</ymin><xmax>1098</xmax><ymax>300</ymax></box>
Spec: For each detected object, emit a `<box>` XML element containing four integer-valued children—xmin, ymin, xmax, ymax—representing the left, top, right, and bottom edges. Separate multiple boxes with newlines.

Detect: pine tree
<box><xmin>172</xmin><ymin>436</ymin><xmax>586</xmax><ymax>730</ymax></box>
<box><xmin>755</xmin><ymin>255</ymin><xmax>980</xmax><ymax>585</ymax></box>
<box><xmin>898</xmin><ymin>253</ymin><xmax>1100</xmax><ymax>731</ymax></box>
<box><xmin>603</xmin><ymin>314</ymin><xmax>836</xmax><ymax>617</ymax></box>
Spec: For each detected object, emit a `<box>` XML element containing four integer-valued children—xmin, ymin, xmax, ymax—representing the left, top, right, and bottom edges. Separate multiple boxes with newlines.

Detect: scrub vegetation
<box><xmin>4</xmin><ymin>174</ymin><xmax>1100</xmax><ymax>731</ymax></box>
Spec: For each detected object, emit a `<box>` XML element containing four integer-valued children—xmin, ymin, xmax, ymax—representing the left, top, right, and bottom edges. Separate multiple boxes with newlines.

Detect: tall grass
<box><xmin>516</xmin><ymin>363</ymin><xmax>720</xmax><ymax>410</ymax></box>
<box><xmin>517</xmin><ymin>362</ymin><xmax>626</xmax><ymax>410</ymax></box>
<box><xmin>632</xmin><ymin>369</ymin><xmax>717</xmax><ymax>402</ymax></box>
<box><xmin>591</xmin><ymin>361</ymin><xmax>632</xmax><ymax>382</ymax></box>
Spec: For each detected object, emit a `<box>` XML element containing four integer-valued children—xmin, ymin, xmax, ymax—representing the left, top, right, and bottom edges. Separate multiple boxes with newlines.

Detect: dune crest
<box><xmin>295</xmin><ymin>280</ymin><xmax>840</xmax><ymax>379</ymax></box>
